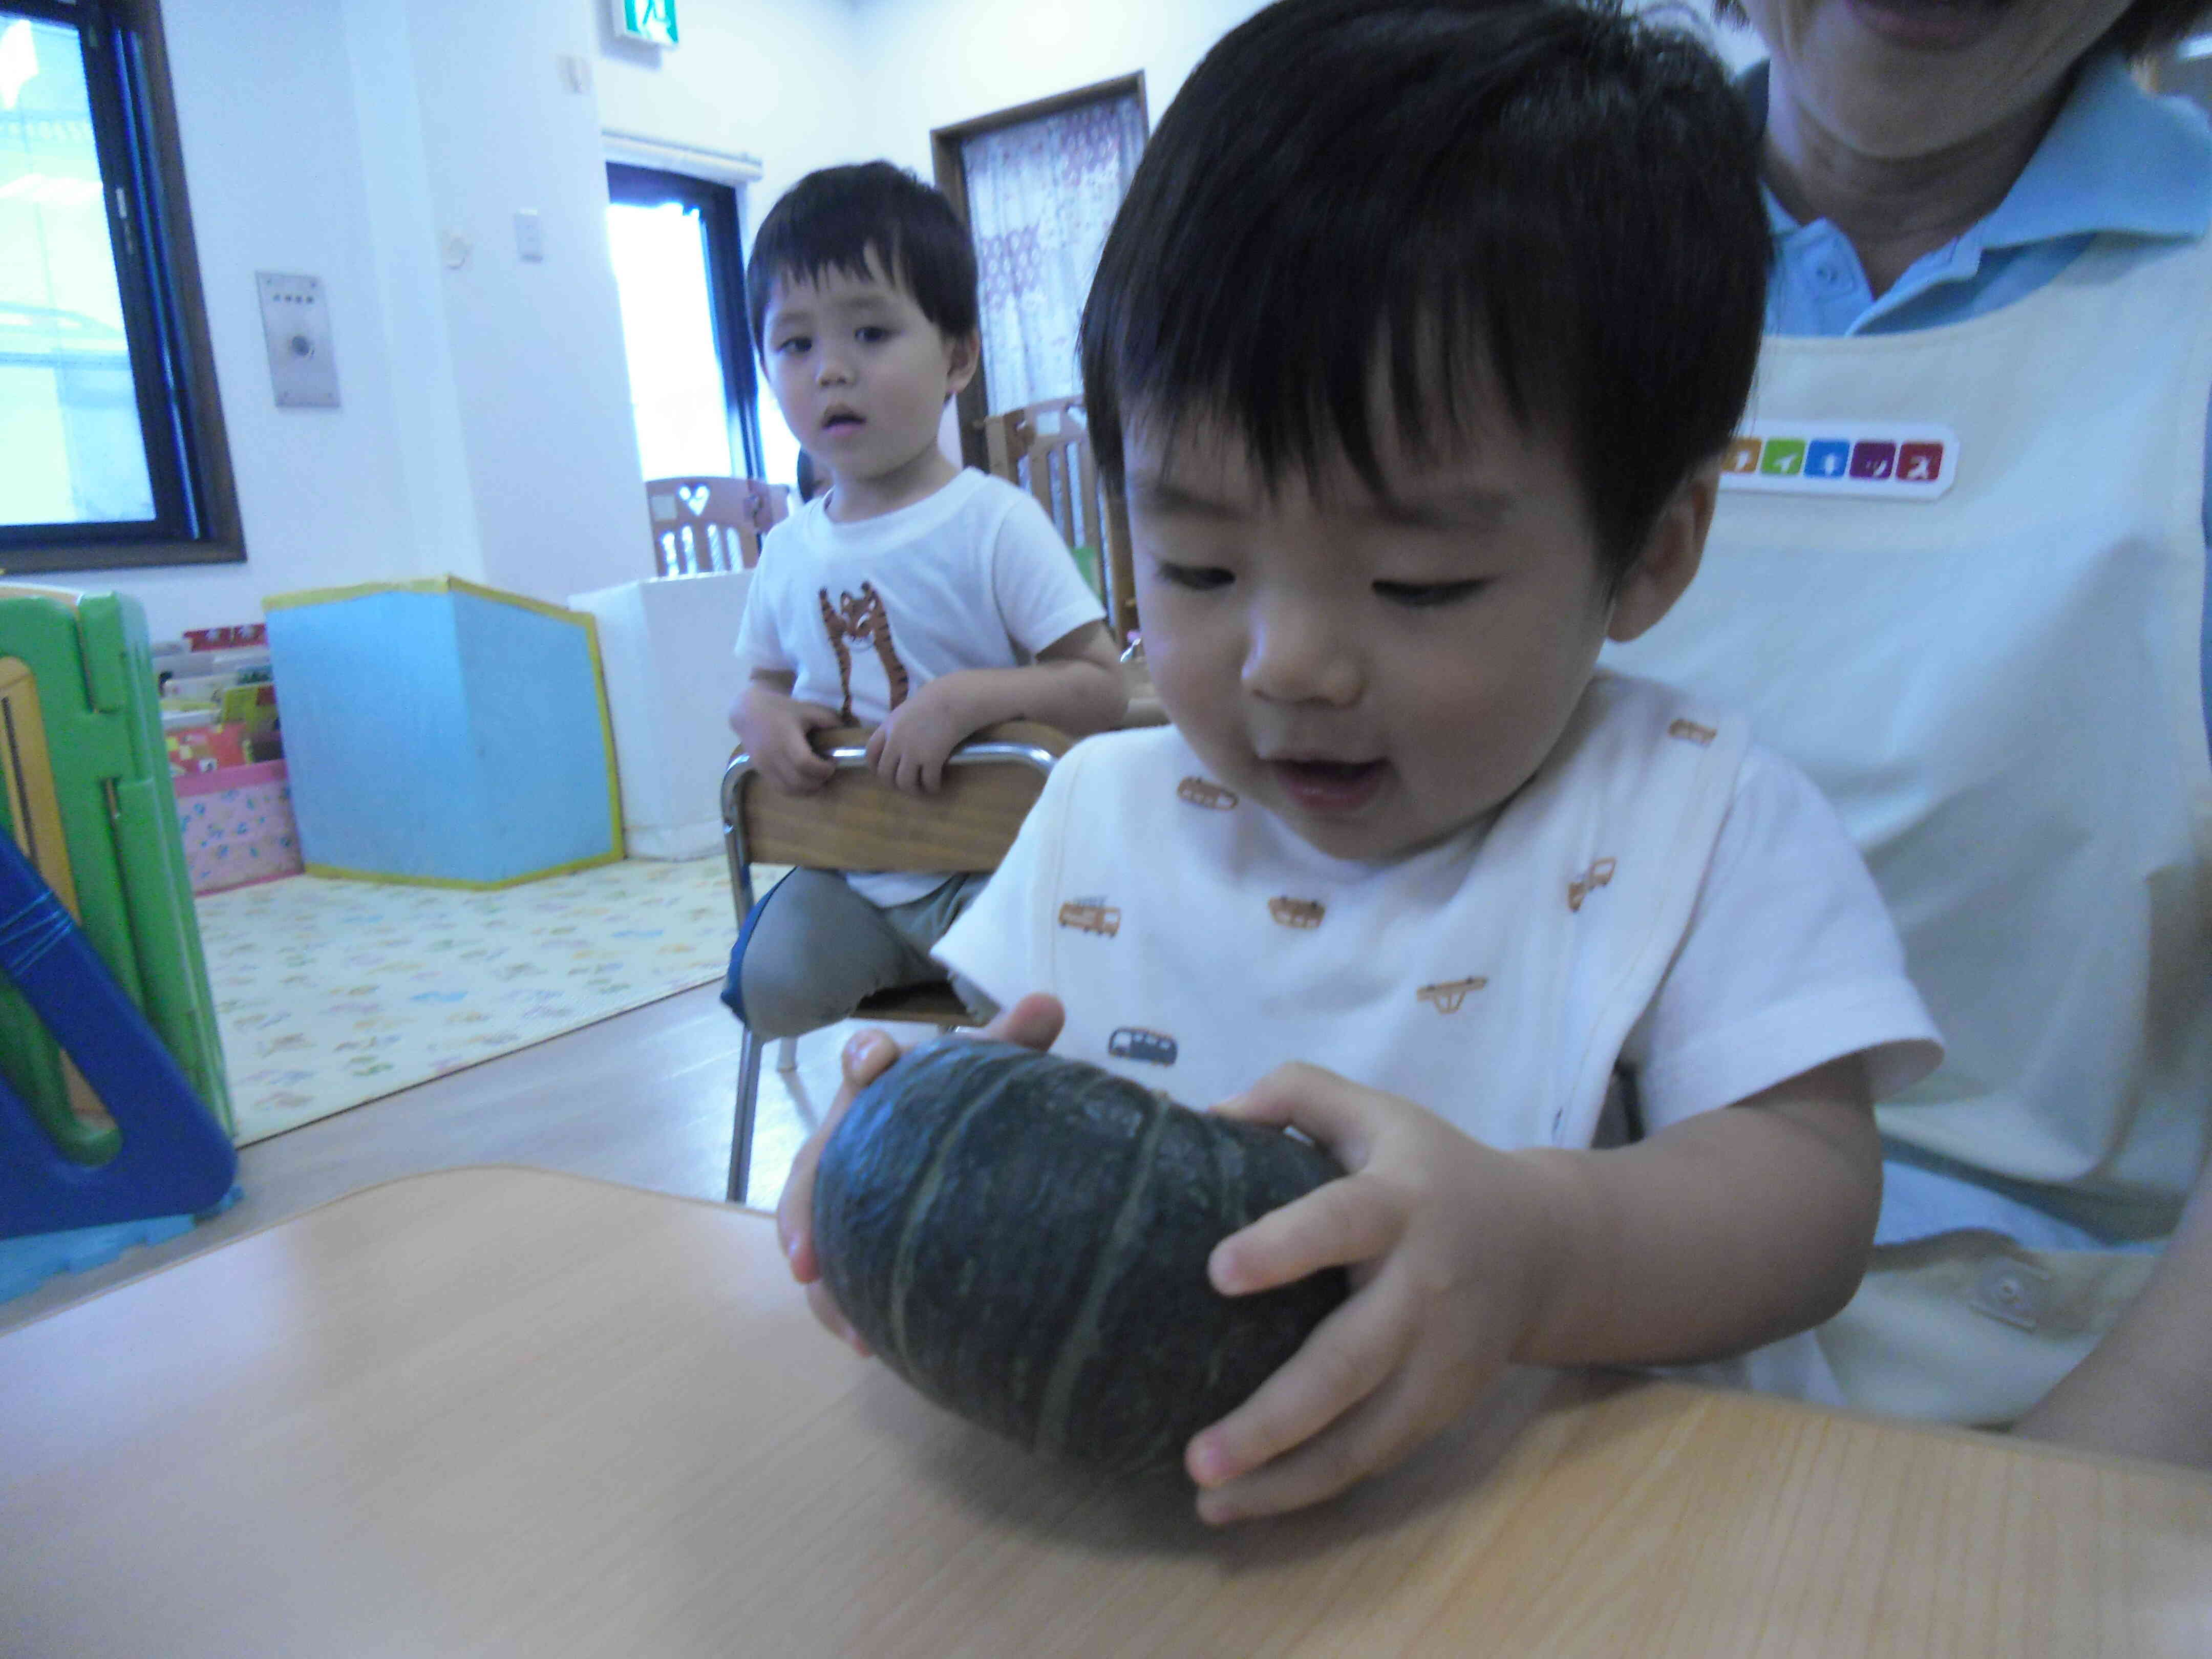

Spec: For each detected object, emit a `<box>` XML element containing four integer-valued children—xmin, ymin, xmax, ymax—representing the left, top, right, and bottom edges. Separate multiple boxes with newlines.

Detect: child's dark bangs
<box><xmin>750</xmin><ymin>211</ymin><xmax>913</xmax><ymax>352</ymax></box>
<box><xmin>1083</xmin><ymin>1</ymin><xmax>1768</xmax><ymax>567</ymax></box>
<box><xmin>746</xmin><ymin>162</ymin><xmax>980</xmax><ymax>350</ymax></box>
<box><xmin>1083</xmin><ymin>4</ymin><xmax>1597</xmax><ymax>503</ymax></box>
<box><xmin>1119</xmin><ymin>239</ymin><xmax>1569</xmax><ymax>510</ymax></box>
<box><xmin>776</xmin><ymin>222</ymin><xmax>914</xmax><ymax>315</ymax></box>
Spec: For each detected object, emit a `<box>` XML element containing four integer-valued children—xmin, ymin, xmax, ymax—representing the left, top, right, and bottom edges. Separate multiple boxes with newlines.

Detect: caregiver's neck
<box><xmin>1758</xmin><ymin>59</ymin><xmax>2068</xmax><ymax>300</ymax></box>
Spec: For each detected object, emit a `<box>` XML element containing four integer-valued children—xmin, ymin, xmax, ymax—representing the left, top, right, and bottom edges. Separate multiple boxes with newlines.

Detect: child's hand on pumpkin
<box><xmin>776</xmin><ymin>993</ymin><xmax>1067</xmax><ymax>1353</ymax></box>
<box><xmin>1186</xmin><ymin>1062</ymin><xmax>1573</xmax><ymax>1525</ymax></box>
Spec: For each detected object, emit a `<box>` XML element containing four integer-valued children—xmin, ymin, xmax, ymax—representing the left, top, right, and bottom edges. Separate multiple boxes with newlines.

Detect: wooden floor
<box><xmin>0</xmin><ymin>987</ymin><xmax>922</xmax><ymax>1336</ymax></box>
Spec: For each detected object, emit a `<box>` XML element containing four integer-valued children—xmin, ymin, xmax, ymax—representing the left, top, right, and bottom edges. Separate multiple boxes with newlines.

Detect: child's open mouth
<box><xmin>821</xmin><ymin>411</ymin><xmax>864</xmax><ymax>434</ymax></box>
<box><xmin>1269</xmin><ymin>758</ymin><xmax>1389</xmax><ymax>814</ymax></box>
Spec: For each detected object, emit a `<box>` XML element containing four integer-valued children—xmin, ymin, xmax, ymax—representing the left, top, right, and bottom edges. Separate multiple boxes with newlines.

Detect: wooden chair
<box><xmin>979</xmin><ymin>398</ymin><xmax>1139</xmax><ymax>650</ymax></box>
<box><xmin>647</xmin><ymin>476</ymin><xmax>791</xmax><ymax>577</ymax></box>
<box><xmin>719</xmin><ymin>720</ymin><xmax>1068</xmax><ymax>1205</ymax></box>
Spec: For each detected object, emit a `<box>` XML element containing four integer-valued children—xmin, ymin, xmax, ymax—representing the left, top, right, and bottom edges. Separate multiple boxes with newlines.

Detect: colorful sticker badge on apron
<box><xmin>1718</xmin><ymin>422</ymin><xmax>1958</xmax><ymax>501</ymax></box>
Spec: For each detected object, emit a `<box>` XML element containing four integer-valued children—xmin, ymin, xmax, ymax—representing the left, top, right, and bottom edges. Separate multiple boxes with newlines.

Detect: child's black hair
<box><xmin>1080</xmin><ymin>0</ymin><xmax>1770</xmax><ymax>573</ymax></box>
<box><xmin>746</xmin><ymin>162</ymin><xmax>979</xmax><ymax>355</ymax></box>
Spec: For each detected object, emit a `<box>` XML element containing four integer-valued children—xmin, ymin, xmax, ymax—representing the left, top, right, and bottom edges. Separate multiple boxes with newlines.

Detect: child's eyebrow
<box><xmin>1132</xmin><ymin>472</ymin><xmax>1515</xmax><ymax>532</ymax></box>
<box><xmin>1128</xmin><ymin>474</ymin><xmax>1246</xmax><ymax>522</ymax></box>
<box><xmin>1366</xmin><ymin>488</ymin><xmax>1515</xmax><ymax>533</ymax></box>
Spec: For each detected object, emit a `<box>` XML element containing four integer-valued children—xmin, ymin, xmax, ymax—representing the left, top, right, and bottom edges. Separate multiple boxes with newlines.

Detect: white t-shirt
<box><xmin>936</xmin><ymin>676</ymin><xmax>1942</xmax><ymax>1402</ymax></box>
<box><xmin>939</xmin><ymin>675</ymin><xmax>1940</xmax><ymax>1142</ymax></box>
<box><xmin>735</xmin><ymin>467</ymin><xmax>1104</xmax><ymax>905</ymax></box>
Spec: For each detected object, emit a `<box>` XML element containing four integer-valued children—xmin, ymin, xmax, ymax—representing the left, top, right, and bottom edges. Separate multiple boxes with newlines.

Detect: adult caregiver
<box><xmin>1607</xmin><ymin>0</ymin><xmax>2212</xmax><ymax>1424</ymax></box>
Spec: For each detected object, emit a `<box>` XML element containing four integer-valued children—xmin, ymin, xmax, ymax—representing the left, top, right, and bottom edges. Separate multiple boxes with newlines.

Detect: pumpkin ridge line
<box><xmin>885</xmin><ymin>1073</ymin><xmax>1007</xmax><ymax>1381</ymax></box>
<box><xmin>1199</xmin><ymin>1123</ymin><xmax>1243</xmax><ymax>1407</ymax></box>
<box><xmin>1033</xmin><ymin>1090</ymin><xmax>1170</xmax><ymax>1460</ymax></box>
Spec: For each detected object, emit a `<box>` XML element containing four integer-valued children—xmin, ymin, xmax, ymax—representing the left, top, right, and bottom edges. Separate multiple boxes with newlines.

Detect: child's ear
<box><xmin>1607</xmin><ymin>463</ymin><xmax>1718</xmax><ymax>643</ymax></box>
<box><xmin>943</xmin><ymin>330</ymin><xmax>981</xmax><ymax>399</ymax></box>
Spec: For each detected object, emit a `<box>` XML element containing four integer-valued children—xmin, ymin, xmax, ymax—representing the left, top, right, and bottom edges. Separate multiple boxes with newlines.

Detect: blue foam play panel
<box><xmin>264</xmin><ymin>578</ymin><xmax>623</xmax><ymax>887</ymax></box>
<box><xmin>0</xmin><ymin>1186</ymin><xmax>243</xmax><ymax>1304</ymax></box>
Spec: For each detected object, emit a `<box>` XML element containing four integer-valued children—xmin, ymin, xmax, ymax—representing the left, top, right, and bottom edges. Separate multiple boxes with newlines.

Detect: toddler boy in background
<box><xmin>724</xmin><ymin>162</ymin><xmax>1126</xmax><ymax>1041</ymax></box>
<box><xmin>782</xmin><ymin>0</ymin><xmax>1944</xmax><ymax>1524</ymax></box>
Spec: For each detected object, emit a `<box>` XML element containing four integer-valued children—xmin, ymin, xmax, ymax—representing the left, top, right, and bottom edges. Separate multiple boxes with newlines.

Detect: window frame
<box><xmin>0</xmin><ymin>0</ymin><xmax>239</xmax><ymax>574</ymax></box>
<box><xmin>604</xmin><ymin>160</ymin><xmax>765</xmax><ymax>483</ymax></box>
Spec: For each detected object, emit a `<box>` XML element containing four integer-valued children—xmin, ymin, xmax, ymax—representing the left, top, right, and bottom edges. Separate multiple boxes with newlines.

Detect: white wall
<box><xmin>50</xmin><ymin>0</ymin><xmax>709</xmax><ymax>640</ymax></box>
<box><xmin>343</xmin><ymin>0</ymin><xmax>481</xmax><ymax>596</ymax></box>
<box><xmin>594</xmin><ymin>0</ymin><xmax>865</xmax><ymax>231</ymax></box>
<box><xmin>392</xmin><ymin>0</ymin><xmax>649</xmax><ymax>607</ymax></box>
<box><xmin>40</xmin><ymin>0</ymin><xmax>422</xmax><ymax>643</ymax></box>
<box><xmin>850</xmin><ymin>0</ymin><xmax>1262</xmax><ymax>179</ymax></box>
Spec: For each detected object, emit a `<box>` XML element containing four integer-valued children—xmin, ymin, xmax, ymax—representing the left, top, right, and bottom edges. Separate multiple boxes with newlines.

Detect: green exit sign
<box><xmin>610</xmin><ymin>0</ymin><xmax>677</xmax><ymax>46</ymax></box>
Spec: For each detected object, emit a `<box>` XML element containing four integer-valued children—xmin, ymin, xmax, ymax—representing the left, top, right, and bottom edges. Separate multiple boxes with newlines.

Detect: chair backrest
<box><xmin>721</xmin><ymin>721</ymin><xmax>1067</xmax><ymax>914</ymax></box>
<box><xmin>978</xmin><ymin>399</ymin><xmax>1138</xmax><ymax>650</ymax></box>
<box><xmin>646</xmin><ymin>476</ymin><xmax>792</xmax><ymax>577</ymax></box>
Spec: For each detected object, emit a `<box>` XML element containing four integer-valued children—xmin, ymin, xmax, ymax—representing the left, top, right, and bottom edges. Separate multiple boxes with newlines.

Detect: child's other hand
<box><xmin>865</xmin><ymin>677</ymin><xmax>977</xmax><ymax>794</ymax></box>
<box><xmin>746</xmin><ymin>690</ymin><xmax>841</xmax><ymax>795</ymax></box>
<box><xmin>1185</xmin><ymin>1063</ymin><xmax>1568</xmax><ymax>1525</ymax></box>
<box><xmin>775</xmin><ymin>993</ymin><xmax>1067</xmax><ymax>1352</ymax></box>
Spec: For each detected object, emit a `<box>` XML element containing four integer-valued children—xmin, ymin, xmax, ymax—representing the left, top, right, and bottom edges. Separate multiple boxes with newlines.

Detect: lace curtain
<box><xmin>961</xmin><ymin>93</ymin><xmax>1147</xmax><ymax>415</ymax></box>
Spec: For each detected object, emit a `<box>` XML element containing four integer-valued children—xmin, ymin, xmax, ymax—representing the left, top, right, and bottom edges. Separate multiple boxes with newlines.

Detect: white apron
<box><xmin>1607</xmin><ymin>228</ymin><xmax>2212</xmax><ymax>1423</ymax></box>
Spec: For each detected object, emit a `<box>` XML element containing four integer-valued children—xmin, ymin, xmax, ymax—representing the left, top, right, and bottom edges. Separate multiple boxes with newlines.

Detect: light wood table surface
<box><xmin>4</xmin><ymin>1166</ymin><xmax>2207</xmax><ymax>1657</ymax></box>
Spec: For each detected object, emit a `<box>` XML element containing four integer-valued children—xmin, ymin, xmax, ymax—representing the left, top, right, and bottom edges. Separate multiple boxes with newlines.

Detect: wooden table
<box><xmin>4</xmin><ymin>1167</ymin><xmax>2207</xmax><ymax>1657</ymax></box>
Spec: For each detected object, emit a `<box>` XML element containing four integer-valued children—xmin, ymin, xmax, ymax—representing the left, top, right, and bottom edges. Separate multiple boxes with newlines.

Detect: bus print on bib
<box><xmin>1058</xmin><ymin>899</ymin><xmax>1121</xmax><ymax>937</ymax></box>
<box><xmin>1416</xmin><ymin>976</ymin><xmax>1487</xmax><ymax>1014</ymax></box>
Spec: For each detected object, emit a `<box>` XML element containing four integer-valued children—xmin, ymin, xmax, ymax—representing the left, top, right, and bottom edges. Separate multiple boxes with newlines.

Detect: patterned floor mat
<box><xmin>202</xmin><ymin>857</ymin><xmax>745</xmax><ymax>1145</ymax></box>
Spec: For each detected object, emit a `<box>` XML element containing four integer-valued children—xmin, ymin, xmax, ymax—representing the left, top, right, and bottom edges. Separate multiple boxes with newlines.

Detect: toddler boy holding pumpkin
<box><xmin>782</xmin><ymin>0</ymin><xmax>1943</xmax><ymax>1524</ymax></box>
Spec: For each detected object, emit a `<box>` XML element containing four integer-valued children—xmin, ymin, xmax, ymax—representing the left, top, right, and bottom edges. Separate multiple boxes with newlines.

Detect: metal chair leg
<box><xmin>729</xmin><ymin>1025</ymin><xmax>764</xmax><ymax>1206</ymax></box>
<box><xmin>776</xmin><ymin>1035</ymin><xmax>798</xmax><ymax>1073</ymax></box>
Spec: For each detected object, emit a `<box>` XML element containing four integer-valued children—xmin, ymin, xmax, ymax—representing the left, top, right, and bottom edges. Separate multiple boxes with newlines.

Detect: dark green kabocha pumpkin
<box><xmin>813</xmin><ymin>1039</ymin><xmax>1349</xmax><ymax>1475</ymax></box>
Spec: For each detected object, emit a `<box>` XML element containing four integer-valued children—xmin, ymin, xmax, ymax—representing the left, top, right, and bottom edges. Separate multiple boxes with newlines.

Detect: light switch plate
<box><xmin>256</xmin><ymin>272</ymin><xmax>339</xmax><ymax>408</ymax></box>
<box><xmin>515</xmin><ymin>210</ymin><xmax>545</xmax><ymax>262</ymax></box>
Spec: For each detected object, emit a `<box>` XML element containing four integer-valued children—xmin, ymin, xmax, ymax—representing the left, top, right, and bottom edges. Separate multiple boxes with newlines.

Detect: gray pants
<box><xmin>724</xmin><ymin>868</ymin><xmax>995</xmax><ymax>1039</ymax></box>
